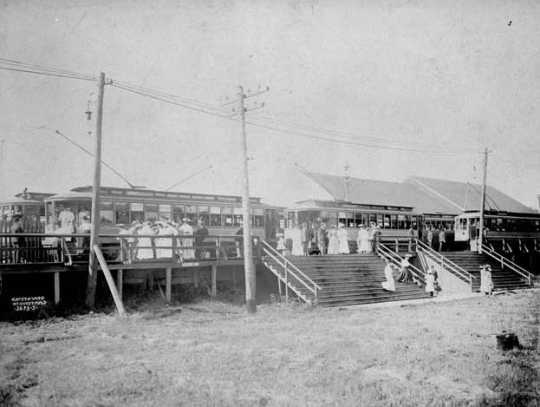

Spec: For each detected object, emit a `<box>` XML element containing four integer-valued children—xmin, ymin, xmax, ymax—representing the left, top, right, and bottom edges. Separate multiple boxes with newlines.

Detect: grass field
<box><xmin>0</xmin><ymin>290</ymin><xmax>538</xmax><ymax>407</ymax></box>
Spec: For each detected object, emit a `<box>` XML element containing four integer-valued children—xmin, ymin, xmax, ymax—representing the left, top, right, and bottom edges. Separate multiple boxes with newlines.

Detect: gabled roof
<box><xmin>302</xmin><ymin>172</ymin><xmax>459</xmax><ymax>215</ymax></box>
<box><xmin>407</xmin><ymin>176</ymin><xmax>536</xmax><ymax>214</ymax></box>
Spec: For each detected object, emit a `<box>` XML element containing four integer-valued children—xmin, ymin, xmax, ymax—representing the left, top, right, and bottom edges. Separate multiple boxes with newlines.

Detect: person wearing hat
<box><xmin>316</xmin><ymin>223</ymin><xmax>328</xmax><ymax>255</ymax></box>
<box><xmin>178</xmin><ymin>218</ymin><xmax>195</xmax><ymax>259</ymax></box>
<box><xmin>356</xmin><ymin>224</ymin><xmax>370</xmax><ymax>254</ymax></box>
<box><xmin>425</xmin><ymin>265</ymin><xmax>436</xmax><ymax>297</ymax></box>
<box><xmin>337</xmin><ymin>223</ymin><xmax>350</xmax><ymax>254</ymax></box>
<box><xmin>136</xmin><ymin>221</ymin><xmax>156</xmax><ymax>260</ymax></box>
<box><xmin>381</xmin><ymin>258</ymin><xmax>396</xmax><ymax>292</ymax></box>
<box><xmin>480</xmin><ymin>264</ymin><xmax>494</xmax><ymax>295</ymax></box>
<box><xmin>397</xmin><ymin>254</ymin><xmax>413</xmax><ymax>283</ymax></box>
<box><xmin>327</xmin><ymin>225</ymin><xmax>340</xmax><ymax>255</ymax></box>
<box><xmin>10</xmin><ymin>214</ymin><xmax>25</xmax><ymax>263</ymax></box>
<box><xmin>194</xmin><ymin>218</ymin><xmax>209</xmax><ymax>259</ymax></box>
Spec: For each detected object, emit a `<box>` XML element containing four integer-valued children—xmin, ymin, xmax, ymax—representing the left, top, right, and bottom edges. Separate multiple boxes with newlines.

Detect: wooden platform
<box><xmin>0</xmin><ymin>257</ymin><xmax>251</xmax><ymax>307</ymax></box>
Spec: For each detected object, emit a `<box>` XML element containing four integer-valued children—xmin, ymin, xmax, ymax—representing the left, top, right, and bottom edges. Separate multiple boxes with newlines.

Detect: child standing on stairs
<box><xmin>425</xmin><ymin>267</ymin><xmax>436</xmax><ymax>297</ymax></box>
<box><xmin>480</xmin><ymin>264</ymin><xmax>494</xmax><ymax>295</ymax></box>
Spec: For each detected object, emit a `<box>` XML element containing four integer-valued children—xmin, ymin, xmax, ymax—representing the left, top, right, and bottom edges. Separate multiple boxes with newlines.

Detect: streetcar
<box><xmin>43</xmin><ymin>185</ymin><xmax>280</xmax><ymax>239</ymax></box>
<box><xmin>454</xmin><ymin>211</ymin><xmax>540</xmax><ymax>242</ymax></box>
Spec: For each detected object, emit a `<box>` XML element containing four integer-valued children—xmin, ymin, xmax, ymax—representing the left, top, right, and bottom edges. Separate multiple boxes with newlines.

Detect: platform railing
<box><xmin>481</xmin><ymin>243</ymin><xmax>534</xmax><ymax>286</ymax></box>
<box><xmin>380</xmin><ymin>236</ymin><xmax>417</xmax><ymax>253</ymax></box>
<box><xmin>376</xmin><ymin>242</ymin><xmax>425</xmax><ymax>284</ymax></box>
<box><xmin>415</xmin><ymin>239</ymin><xmax>475</xmax><ymax>287</ymax></box>
<box><xmin>0</xmin><ymin>232</ymin><xmax>262</xmax><ymax>267</ymax></box>
<box><xmin>0</xmin><ymin>232</ymin><xmax>81</xmax><ymax>265</ymax></box>
<box><xmin>261</xmin><ymin>240</ymin><xmax>321</xmax><ymax>304</ymax></box>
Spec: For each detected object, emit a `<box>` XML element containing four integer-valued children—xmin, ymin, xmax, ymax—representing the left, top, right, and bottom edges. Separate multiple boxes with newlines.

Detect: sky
<box><xmin>0</xmin><ymin>0</ymin><xmax>539</xmax><ymax>209</ymax></box>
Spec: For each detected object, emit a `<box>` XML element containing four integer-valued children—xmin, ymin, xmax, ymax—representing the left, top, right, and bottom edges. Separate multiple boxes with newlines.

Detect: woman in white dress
<box><xmin>337</xmin><ymin>223</ymin><xmax>350</xmax><ymax>254</ymax></box>
<box><xmin>356</xmin><ymin>225</ymin><xmax>371</xmax><ymax>254</ymax></box>
<box><xmin>327</xmin><ymin>226</ymin><xmax>340</xmax><ymax>255</ymax></box>
<box><xmin>178</xmin><ymin>218</ymin><xmax>195</xmax><ymax>260</ymax></box>
<box><xmin>480</xmin><ymin>264</ymin><xmax>493</xmax><ymax>295</ymax></box>
<box><xmin>291</xmin><ymin>224</ymin><xmax>303</xmax><ymax>256</ymax></box>
<box><xmin>137</xmin><ymin>221</ymin><xmax>155</xmax><ymax>260</ymax></box>
<box><xmin>425</xmin><ymin>266</ymin><xmax>435</xmax><ymax>297</ymax></box>
<box><xmin>381</xmin><ymin>259</ymin><xmax>396</xmax><ymax>291</ymax></box>
<box><xmin>156</xmin><ymin>221</ymin><xmax>177</xmax><ymax>258</ymax></box>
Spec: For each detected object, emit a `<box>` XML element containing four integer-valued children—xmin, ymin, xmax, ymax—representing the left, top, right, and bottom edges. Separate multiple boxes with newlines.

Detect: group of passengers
<box><xmin>280</xmin><ymin>221</ymin><xmax>383</xmax><ymax>256</ymax></box>
<box><xmin>420</xmin><ymin>224</ymin><xmax>449</xmax><ymax>252</ymax></box>
<box><xmin>381</xmin><ymin>256</ymin><xmax>441</xmax><ymax>297</ymax></box>
<box><xmin>118</xmin><ymin>217</ymin><xmax>211</xmax><ymax>263</ymax></box>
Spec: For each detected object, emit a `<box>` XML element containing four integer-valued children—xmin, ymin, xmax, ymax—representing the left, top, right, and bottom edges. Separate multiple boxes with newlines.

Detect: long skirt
<box><xmin>327</xmin><ymin>237</ymin><xmax>339</xmax><ymax>254</ymax></box>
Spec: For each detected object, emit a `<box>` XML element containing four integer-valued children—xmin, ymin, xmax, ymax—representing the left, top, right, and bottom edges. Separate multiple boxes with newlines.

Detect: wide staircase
<box><xmin>441</xmin><ymin>250</ymin><xmax>533</xmax><ymax>292</ymax></box>
<box><xmin>261</xmin><ymin>241</ymin><xmax>430</xmax><ymax>307</ymax></box>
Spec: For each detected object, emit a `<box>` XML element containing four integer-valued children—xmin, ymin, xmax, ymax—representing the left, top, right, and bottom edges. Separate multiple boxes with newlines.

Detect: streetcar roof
<box><xmin>46</xmin><ymin>191</ymin><xmax>93</xmax><ymax>201</ymax></box>
<box><xmin>407</xmin><ymin>176</ymin><xmax>537</xmax><ymax>214</ymax></box>
<box><xmin>301</xmin><ymin>172</ymin><xmax>459</xmax><ymax>215</ymax></box>
<box><xmin>0</xmin><ymin>198</ymin><xmax>42</xmax><ymax>206</ymax></box>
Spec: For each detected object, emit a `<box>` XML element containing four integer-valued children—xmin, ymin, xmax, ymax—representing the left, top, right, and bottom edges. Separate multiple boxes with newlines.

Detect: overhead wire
<box><xmin>50</xmin><ymin>128</ymin><xmax>138</xmax><ymax>188</ymax></box>
<box><xmin>111</xmin><ymin>81</ymin><xmax>480</xmax><ymax>155</ymax></box>
<box><xmin>110</xmin><ymin>81</ymin><xmax>232</xmax><ymax>119</ymax></box>
<box><xmin>0</xmin><ymin>56</ymin><xmax>483</xmax><ymax>156</ymax></box>
<box><xmin>0</xmin><ymin>58</ymin><xmax>96</xmax><ymax>81</ymax></box>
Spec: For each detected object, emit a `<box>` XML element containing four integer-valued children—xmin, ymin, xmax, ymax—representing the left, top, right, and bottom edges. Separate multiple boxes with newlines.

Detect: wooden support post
<box><xmin>117</xmin><ymin>269</ymin><xmax>123</xmax><ymax>301</ymax></box>
<box><xmin>93</xmin><ymin>245</ymin><xmax>126</xmax><ymax>316</ymax></box>
<box><xmin>211</xmin><ymin>264</ymin><xmax>217</xmax><ymax>297</ymax></box>
<box><xmin>166</xmin><ymin>267</ymin><xmax>172</xmax><ymax>303</ymax></box>
<box><xmin>277</xmin><ymin>275</ymin><xmax>282</xmax><ymax>298</ymax></box>
<box><xmin>54</xmin><ymin>272</ymin><xmax>60</xmax><ymax>304</ymax></box>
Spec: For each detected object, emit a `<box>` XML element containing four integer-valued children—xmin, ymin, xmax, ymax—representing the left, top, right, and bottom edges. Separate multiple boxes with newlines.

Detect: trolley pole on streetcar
<box><xmin>86</xmin><ymin>72</ymin><xmax>106</xmax><ymax>308</ymax></box>
<box><xmin>478</xmin><ymin>147</ymin><xmax>488</xmax><ymax>254</ymax></box>
<box><xmin>238</xmin><ymin>86</ymin><xmax>257</xmax><ymax>314</ymax></box>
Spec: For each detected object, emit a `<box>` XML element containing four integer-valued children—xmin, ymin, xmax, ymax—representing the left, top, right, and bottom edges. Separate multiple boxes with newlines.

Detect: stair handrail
<box><xmin>377</xmin><ymin>243</ymin><xmax>425</xmax><ymax>284</ymax></box>
<box><xmin>261</xmin><ymin>240</ymin><xmax>322</xmax><ymax>298</ymax></box>
<box><xmin>481</xmin><ymin>243</ymin><xmax>533</xmax><ymax>286</ymax></box>
<box><xmin>261</xmin><ymin>248</ymin><xmax>312</xmax><ymax>303</ymax></box>
<box><xmin>415</xmin><ymin>239</ymin><xmax>475</xmax><ymax>285</ymax></box>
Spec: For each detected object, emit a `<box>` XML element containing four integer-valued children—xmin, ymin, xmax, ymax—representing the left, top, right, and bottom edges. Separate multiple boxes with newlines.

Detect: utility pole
<box><xmin>238</xmin><ymin>86</ymin><xmax>256</xmax><ymax>313</ymax></box>
<box><xmin>478</xmin><ymin>147</ymin><xmax>488</xmax><ymax>253</ymax></box>
<box><xmin>86</xmin><ymin>72</ymin><xmax>106</xmax><ymax>308</ymax></box>
<box><xmin>0</xmin><ymin>139</ymin><xmax>4</xmax><ymax>198</ymax></box>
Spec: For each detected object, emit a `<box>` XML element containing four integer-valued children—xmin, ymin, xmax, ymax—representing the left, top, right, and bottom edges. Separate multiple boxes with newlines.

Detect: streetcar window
<box><xmin>354</xmin><ymin>212</ymin><xmax>366</xmax><ymax>227</ymax></box>
<box><xmin>368</xmin><ymin>213</ymin><xmax>377</xmax><ymax>226</ymax></box>
<box><xmin>185</xmin><ymin>205</ymin><xmax>197</xmax><ymax>223</ymax></box>
<box><xmin>198</xmin><ymin>206</ymin><xmax>209</xmax><ymax>225</ymax></box>
<box><xmin>115</xmin><ymin>202</ymin><xmax>130</xmax><ymax>224</ymax></box>
<box><xmin>172</xmin><ymin>205</ymin><xmax>184</xmax><ymax>223</ymax></box>
<box><xmin>403</xmin><ymin>215</ymin><xmax>411</xmax><ymax>229</ymax></box>
<box><xmin>159</xmin><ymin>204</ymin><xmax>172</xmax><ymax>221</ymax></box>
<box><xmin>253</xmin><ymin>208</ymin><xmax>264</xmax><ymax>228</ymax></box>
<box><xmin>129</xmin><ymin>203</ymin><xmax>144</xmax><ymax>222</ymax></box>
<box><xmin>397</xmin><ymin>215</ymin><xmax>406</xmax><ymax>229</ymax></box>
<box><xmin>144</xmin><ymin>203</ymin><xmax>159</xmax><ymax>221</ymax></box>
<box><xmin>210</xmin><ymin>206</ymin><xmax>221</xmax><ymax>226</ymax></box>
<box><xmin>233</xmin><ymin>207</ymin><xmax>243</xmax><ymax>226</ymax></box>
<box><xmin>376</xmin><ymin>213</ymin><xmax>383</xmax><ymax>227</ymax></box>
<box><xmin>390</xmin><ymin>214</ymin><xmax>398</xmax><ymax>229</ymax></box>
<box><xmin>535</xmin><ymin>220</ymin><xmax>540</xmax><ymax>232</ymax></box>
<box><xmin>222</xmin><ymin>207</ymin><xmax>233</xmax><ymax>226</ymax></box>
<box><xmin>100</xmin><ymin>201</ymin><xmax>114</xmax><ymax>225</ymax></box>
<box><xmin>338</xmin><ymin>211</ymin><xmax>353</xmax><ymax>227</ymax></box>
